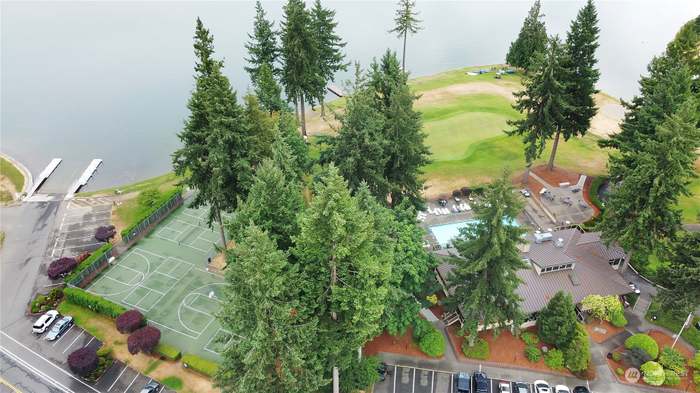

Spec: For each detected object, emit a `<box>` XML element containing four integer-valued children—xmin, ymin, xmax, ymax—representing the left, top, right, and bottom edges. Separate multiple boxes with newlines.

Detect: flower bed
<box><xmin>29</xmin><ymin>288</ymin><xmax>63</xmax><ymax>314</ymax></box>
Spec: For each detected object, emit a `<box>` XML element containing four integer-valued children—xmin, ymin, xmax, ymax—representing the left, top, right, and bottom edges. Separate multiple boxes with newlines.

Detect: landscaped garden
<box><xmin>646</xmin><ymin>298</ymin><xmax>700</xmax><ymax>350</ymax></box>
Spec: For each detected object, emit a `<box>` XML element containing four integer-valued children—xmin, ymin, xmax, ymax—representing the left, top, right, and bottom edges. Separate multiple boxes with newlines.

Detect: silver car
<box><xmin>45</xmin><ymin>316</ymin><xmax>73</xmax><ymax>341</ymax></box>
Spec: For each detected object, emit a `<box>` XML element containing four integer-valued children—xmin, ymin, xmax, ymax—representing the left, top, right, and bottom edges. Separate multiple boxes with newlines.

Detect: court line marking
<box><xmin>203</xmin><ymin>328</ymin><xmax>235</xmax><ymax>354</ymax></box>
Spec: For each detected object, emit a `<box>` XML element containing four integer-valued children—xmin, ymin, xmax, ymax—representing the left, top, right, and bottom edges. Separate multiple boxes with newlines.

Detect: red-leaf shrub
<box><xmin>67</xmin><ymin>347</ymin><xmax>98</xmax><ymax>377</ymax></box>
<box><xmin>116</xmin><ymin>310</ymin><xmax>144</xmax><ymax>334</ymax></box>
<box><xmin>47</xmin><ymin>257</ymin><xmax>78</xmax><ymax>279</ymax></box>
<box><xmin>127</xmin><ymin>326</ymin><xmax>161</xmax><ymax>354</ymax></box>
<box><xmin>95</xmin><ymin>225</ymin><xmax>116</xmax><ymax>242</ymax></box>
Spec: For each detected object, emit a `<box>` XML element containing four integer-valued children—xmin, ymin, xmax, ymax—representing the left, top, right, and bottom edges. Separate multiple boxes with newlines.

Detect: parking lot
<box><xmin>50</xmin><ymin>197</ymin><xmax>113</xmax><ymax>258</ymax></box>
<box><xmin>29</xmin><ymin>312</ymin><xmax>175</xmax><ymax>393</ymax></box>
<box><xmin>374</xmin><ymin>365</ymin><xmax>536</xmax><ymax>393</ymax></box>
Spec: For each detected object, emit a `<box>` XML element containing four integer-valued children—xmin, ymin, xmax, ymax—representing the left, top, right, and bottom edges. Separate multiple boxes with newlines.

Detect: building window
<box><xmin>566</xmin><ymin>263</ymin><xmax>573</xmax><ymax>269</ymax></box>
<box><xmin>545</xmin><ymin>267</ymin><xmax>553</xmax><ymax>272</ymax></box>
<box><xmin>609</xmin><ymin>259</ymin><xmax>621</xmax><ymax>267</ymax></box>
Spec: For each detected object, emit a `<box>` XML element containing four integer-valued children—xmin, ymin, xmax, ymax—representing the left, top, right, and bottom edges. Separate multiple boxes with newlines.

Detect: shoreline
<box><xmin>0</xmin><ymin>151</ymin><xmax>33</xmax><ymax>196</ymax></box>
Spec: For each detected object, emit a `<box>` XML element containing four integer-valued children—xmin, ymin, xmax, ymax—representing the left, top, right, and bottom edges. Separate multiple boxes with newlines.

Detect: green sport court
<box><xmin>86</xmin><ymin>200</ymin><xmax>235</xmax><ymax>361</ymax></box>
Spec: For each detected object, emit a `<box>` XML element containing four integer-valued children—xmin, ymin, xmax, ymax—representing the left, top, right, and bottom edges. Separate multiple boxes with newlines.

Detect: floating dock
<box><xmin>26</xmin><ymin>158</ymin><xmax>62</xmax><ymax>198</ymax></box>
<box><xmin>327</xmin><ymin>84</ymin><xmax>345</xmax><ymax>97</ymax></box>
<box><xmin>65</xmin><ymin>159</ymin><xmax>102</xmax><ymax>199</ymax></box>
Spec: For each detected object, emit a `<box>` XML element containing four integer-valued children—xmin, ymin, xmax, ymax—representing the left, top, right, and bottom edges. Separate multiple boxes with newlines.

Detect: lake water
<box><xmin>2</xmin><ymin>1</ymin><xmax>698</xmax><ymax>192</ymax></box>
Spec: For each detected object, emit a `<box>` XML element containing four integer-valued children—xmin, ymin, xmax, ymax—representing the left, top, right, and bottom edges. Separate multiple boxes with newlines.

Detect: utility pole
<box><xmin>671</xmin><ymin>312</ymin><xmax>693</xmax><ymax>349</ymax></box>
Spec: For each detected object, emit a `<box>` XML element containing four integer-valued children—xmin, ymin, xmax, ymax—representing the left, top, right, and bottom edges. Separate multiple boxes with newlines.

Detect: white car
<box><xmin>554</xmin><ymin>386</ymin><xmax>571</xmax><ymax>393</ymax></box>
<box><xmin>32</xmin><ymin>310</ymin><xmax>59</xmax><ymax>334</ymax></box>
<box><xmin>498</xmin><ymin>382</ymin><xmax>511</xmax><ymax>393</ymax></box>
<box><xmin>534</xmin><ymin>380</ymin><xmax>551</xmax><ymax>393</ymax></box>
<box><xmin>520</xmin><ymin>189</ymin><xmax>531</xmax><ymax>197</ymax></box>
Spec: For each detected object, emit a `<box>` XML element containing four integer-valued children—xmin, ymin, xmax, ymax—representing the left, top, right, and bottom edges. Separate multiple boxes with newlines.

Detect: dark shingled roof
<box><xmin>436</xmin><ymin>228</ymin><xmax>632</xmax><ymax>314</ymax></box>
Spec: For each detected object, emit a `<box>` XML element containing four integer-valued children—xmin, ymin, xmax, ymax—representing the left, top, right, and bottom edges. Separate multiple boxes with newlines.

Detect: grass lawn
<box><xmin>78</xmin><ymin>172</ymin><xmax>181</xmax><ymax>197</ymax></box>
<box><xmin>679</xmin><ymin>176</ymin><xmax>700</xmax><ymax>223</ymax></box>
<box><xmin>645</xmin><ymin>297</ymin><xmax>700</xmax><ymax>350</ymax></box>
<box><xmin>0</xmin><ymin>157</ymin><xmax>25</xmax><ymax>191</ymax></box>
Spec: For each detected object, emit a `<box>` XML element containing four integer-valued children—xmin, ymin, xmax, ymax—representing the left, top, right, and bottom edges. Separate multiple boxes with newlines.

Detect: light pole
<box><xmin>671</xmin><ymin>312</ymin><xmax>693</xmax><ymax>349</ymax></box>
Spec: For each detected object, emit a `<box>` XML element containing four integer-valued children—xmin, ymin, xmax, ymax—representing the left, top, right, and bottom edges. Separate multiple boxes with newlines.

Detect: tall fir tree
<box><xmin>657</xmin><ymin>231</ymin><xmax>700</xmax><ymax>318</ymax></box>
<box><xmin>245</xmin><ymin>1</ymin><xmax>279</xmax><ymax>83</ymax></box>
<box><xmin>277</xmin><ymin>110</ymin><xmax>310</xmax><ymax>179</ymax></box>
<box><xmin>389</xmin><ymin>0</ymin><xmax>422</xmax><ymax>72</ymax></box>
<box><xmin>665</xmin><ymin>15</ymin><xmax>700</xmax><ymax>92</ymax></box>
<box><xmin>506</xmin><ymin>0</ymin><xmax>547</xmax><ymax>72</ymax></box>
<box><xmin>537</xmin><ymin>291</ymin><xmax>578</xmax><ymax>349</ymax></box>
<box><xmin>310</xmin><ymin>0</ymin><xmax>347</xmax><ymax>116</ymax></box>
<box><xmin>562</xmin><ymin>0</ymin><xmax>600</xmax><ymax>146</ymax></box>
<box><xmin>173</xmin><ymin>18</ymin><xmax>252</xmax><ymax>246</ymax></box>
<box><xmin>293</xmin><ymin>166</ymin><xmax>391</xmax><ymax>382</ymax></box>
<box><xmin>506</xmin><ymin>36</ymin><xmax>573</xmax><ymax>169</ymax></box>
<box><xmin>216</xmin><ymin>225</ymin><xmax>325</xmax><ymax>393</ymax></box>
<box><xmin>446</xmin><ymin>172</ymin><xmax>527</xmax><ymax>345</ymax></box>
<box><xmin>254</xmin><ymin>63</ymin><xmax>285</xmax><ymax>115</ymax></box>
<box><xmin>280</xmin><ymin>0</ymin><xmax>319</xmax><ymax>138</ymax></box>
<box><xmin>242</xmin><ymin>94</ymin><xmax>276</xmax><ymax>168</ymax></box>
<box><xmin>598</xmin><ymin>100</ymin><xmax>699</xmax><ymax>258</ymax></box>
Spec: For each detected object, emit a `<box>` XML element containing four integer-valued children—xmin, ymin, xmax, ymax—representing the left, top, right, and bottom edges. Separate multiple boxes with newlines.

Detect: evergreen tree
<box><xmin>562</xmin><ymin>0</ymin><xmax>600</xmax><ymax>145</ymax></box>
<box><xmin>506</xmin><ymin>36</ymin><xmax>573</xmax><ymax>169</ymax></box>
<box><xmin>280</xmin><ymin>0</ymin><xmax>318</xmax><ymax>138</ymax></box>
<box><xmin>310</xmin><ymin>0</ymin><xmax>347</xmax><ymax>116</ymax></box>
<box><xmin>277</xmin><ymin>110</ymin><xmax>310</xmax><ymax>179</ymax></box>
<box><xmin>243</xmin><ymin>94</ymin><xmax>276</xmax><ymax>168</ymax></box>
<box><xmin>173</xmin><ymin>18</ymin><xmax>252</xmax><ymax>246</ymax></box>
<box><xmin>657</xmin><ymin>231</ymin><xmax>700</xmax><ymax>318</ymax></box>
<box><xmin>254</xmin><ymin>63</ymin><xmax>285</xmax><ymax>115</ymax></box>
<box><xmin>245</xmin><ymin>1</ymin><xmax>279</xmax><ymax>83</ymax></box>
<box><xmin>666</xmin><ymin>15</ymin><xmax>700</xmax><ymax>92</ymax></box>
<box><xmin>368</xmin><ymin>50</ymin><xmax>406</xmax><ymax>111</ymax></box>
<box><xmin>446</xmin><ymin>173</ymin><xmax>527</xmax><ymax>345</ymax></box>
<box><xmin>537</xmin><ymin>291</ymin><xmax>578</xmax><ymax>349</ymax></box>
<box><xmin>598</xmin><ymin>101</ymin><xmax>699</xmax><ymax>258</ymax></box>
<box><xmin>389</xmin><ymin>0</ymin><xmax>422</xmax><ymax>72</ymax></box>
<box><xmin>227</xmin><ymin>158</ymin><xmax>304</xmax><ymax>251</ymax></box>
<box><xmin>506</xmin><ymin>0</ymin><xmax>547</xmax><ymax>72</ymax></box>
<box><xmin>216</xmin><ymin>225</ymin><xmax>325</xmax><ymax>393</ymax></box>
<box><xmin>293</xmin><ymin>166</ymin><xmax>391</xmax><ymax>381</ymax></box>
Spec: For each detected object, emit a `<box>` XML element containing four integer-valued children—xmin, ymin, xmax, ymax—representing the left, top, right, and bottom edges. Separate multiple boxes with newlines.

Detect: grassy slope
<box><xmin>78</xmin><ymin>172</ymin><xmax>180</xmax><ymax>197</ymax></box>
<box><xmin>0</xmin><ymin>157</ymin><xmax>25</xmax><ymax>191</ymax></box>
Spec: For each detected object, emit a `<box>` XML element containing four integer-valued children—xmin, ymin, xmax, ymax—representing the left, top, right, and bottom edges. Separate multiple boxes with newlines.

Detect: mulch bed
<box><xmin>581</xmin><ymin>176</ymin><xmax>601</xmax><ymax>216</ymax></box>
<box><xmin>363</xmin><ymin>326</ymin><xmax>437</xmax><ymax>360</ymax></box>
<box><xmin>445</xmin><ymin>325</ymin><xmax>573</xmax><ymax>376</ymax></box>
<box><xmin>607</xmin><ymin>329</ymin><xmax>697</xmax><ymax>392</ymax></box>
<box><xmin>531</xmin><ymin>165</ymin><xmax>581</xmax><ymax>187</ymax></box>
<box><xmin>585</xmin><ymin>320</ymin><xmax>625</xmax><ymax>344</ymax></box>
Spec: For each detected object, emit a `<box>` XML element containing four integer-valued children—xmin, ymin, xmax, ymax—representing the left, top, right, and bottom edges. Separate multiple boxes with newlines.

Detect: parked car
<box><xmin>554</xmin><ymin>386</ymin><xmax>570</xmax><ymax>393</ymax></box>
<box><xmin>572</xmin><ymin>387</ymin><xmax>589</xmax><ymax>393</ymax></box>
<box><xmin>533</xmin><ymin>380</ymin><xmax>551</xmax><ymax>393</ymax></box>
<box><xmin>45</xmin><ymin>316</ymin><xmax>73</xmax><ymax>341</ymax></box>
<box><xmin>139</xmin><ymin>381</ymin><xmax>160</xmax><ymax>393</ymax></box>
<box><xmin>32</xmin><ymin>310</ymin><xmax>59</xmax><ymax>334</ymax></box>
<box><xmin>520</xmin><ymin>189</ymin><xmax>531</xmax><ymax>198</ymax></box>
<box><xmin>473</xmin><ymin>371</ymin><xmax>490</xmax><ymax>393</ymax></box>
<box><xmin>455</xmin><ymin>372</ymin><xmax>471</xmax><ymax>393</ymax></box>
<box><xmin>498</xmin><ymin>382</ymin><xmax>511</xmax><ymax>393</ymax></box>
<box><xmin>512</xmin><ymin>382</ymin><xmax>531</xmax><ymax>393</ymax></box>
<box><xmin>377</xmin><ymin>362</ymin><xmax>390</xmax><ymax>382</ymax></box>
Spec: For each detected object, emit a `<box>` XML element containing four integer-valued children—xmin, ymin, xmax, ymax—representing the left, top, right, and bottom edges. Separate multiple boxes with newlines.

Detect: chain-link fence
<box><xmin>121</xmin><ymin>192</ymin><xmax>183</xmax><ymax>245</ymax></box>
<box><xmin>67</xmin><ymin>244</ymin><xmax>113</xmax><ymax>288</ymax></box>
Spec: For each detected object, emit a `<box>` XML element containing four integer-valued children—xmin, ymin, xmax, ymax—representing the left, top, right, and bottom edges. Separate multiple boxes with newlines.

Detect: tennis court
<box><xmin>86</xmin><ymin>201</ymin><xmax>235</xmax><ymax>361</ymax></box>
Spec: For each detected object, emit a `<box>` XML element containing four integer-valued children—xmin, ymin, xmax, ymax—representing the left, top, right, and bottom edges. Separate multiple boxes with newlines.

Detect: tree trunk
<box><xmin>547</xmin><ymin>129</ymin><xmax>561</xmax><ymax>171</ymax></box>
<box><xmin>320</xmin><ymin>97</ymin><xmax>325</xmax><ymax>117</ymax></box>
<box><xmin>401</xmin><ymin>32</ymin><xmax>407</xmax><ymax>72</ymax></box>
<box><xmin>215</xmin><ymin>207</ymin><xmax>227</xmax><ymax>248</ymax></box>
<box><xmin>294</xmin><ymin>96</ymin><xmax>300</xmax><ymax>124</ymax></box>
<box><xmin>300</xmin><ymin>93</ymin><xmax>308</xmax><ymax>138</ymax></box>
<box><xmin>523</xmin><ymin>162</ymin><xmax>532</xmax><ymax>184</ymax></box>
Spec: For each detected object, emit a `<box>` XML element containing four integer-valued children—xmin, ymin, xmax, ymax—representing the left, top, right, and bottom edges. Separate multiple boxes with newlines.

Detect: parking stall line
<box><xmin>62</xmin><ymin>330</ymin><xmax>84</xmax><ymax>353</ymax></box>
<box><xmin>157</xmin><ymin>386</ymin><xmax>164</xmax><ymax>393</ymax></box>
<box><xmin>124</xmin><ymin>373</ymin><xmax>139</xmax><ymax>393</ymax></box>
<box><xmin>412</xmin><ymin>367</ymin><xmax>415</xmax><ymax>393</ymax></box>
<box><xmin>86</xmin><ymin>336</ymin><xmax>95</xmax><ymax>347</ymax></box>
<box><xmin>450</xmin><ymin>374</ymin><xmax>453</xmax><ymax>393</ymax></box>
<box><xmin>431</xmin><ymin>371</ymin><xmax>434</xmax><ymax>393</ymax></box>
<box><xmin>109</xmin><ymin>365</ymin><xmax>129</xmax><ymax>391</ymax></box>
<box><xmin>51</xmin><ymin>325</ymin><xmax>74</xmax><ymax>347</ymax></box>
<box><xmin>393</xmin><ymin>365</ymin><xmax>397</xmax><ymax>393</ymax></box>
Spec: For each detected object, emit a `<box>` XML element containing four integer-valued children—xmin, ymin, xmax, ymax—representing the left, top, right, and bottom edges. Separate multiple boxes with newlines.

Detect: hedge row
<box><xmin>120</xmin><ymin>188</ymin><xmax>182</xmax><ymax>238</ymax></box>
<box><xmin>64</xmin><ymin>243</ymin><xmax>113</xmax><ymax>284</ymax></box>
<box><xmin>63</xmin><ymin>287</ymin><xmax>126</xmax><ymax>318</ymax></box>
<box><xmin>588</xmin><ymin>176</ymin><xmax>607</xmax><ymax>211</ymax></box>
<box><xmin>155</xmin><ymin>343</ymin><xmax>182</xmax><ymax>361</ymax></box>
<box><xmin>182</xmin><ymin>354</ymin><xmax>219</xmax><ymax>377</ymax></box>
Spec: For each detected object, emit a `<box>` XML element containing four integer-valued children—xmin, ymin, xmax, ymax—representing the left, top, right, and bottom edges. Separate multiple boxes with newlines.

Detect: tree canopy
<box><xmin>506</xmin><ymin>0</ymin><xmax>547</xmax><ymax>72</ymax></box>
<box><xmin>309</xmin><ymin>0</ymin><xmax>347</xmax><ymax>114</ymax></box>
<box><xmin>537</xmin><ymin>291</ymin><xmax>578</xmax><ymax>349</ymax></box>
<box><xmin>245</xmin><ymin>1</ymin><xmax>279</xmax><ymax>82</ymax></box>
<box><xmin>389</xmin><ymin>0</ymin><xmax>422</xmax><ymax>71</ymax></box>
<box><xmin>657</xmin><ymin>231</ymin><xmax>700</xmax><ymax>317</ymax></box>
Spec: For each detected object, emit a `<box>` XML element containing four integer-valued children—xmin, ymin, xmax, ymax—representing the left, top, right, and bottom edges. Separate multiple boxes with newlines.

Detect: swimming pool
<box><xmin>429</xmin><ymin>218</ymin><xmax>518</xmax><ymax>248</ymax></box>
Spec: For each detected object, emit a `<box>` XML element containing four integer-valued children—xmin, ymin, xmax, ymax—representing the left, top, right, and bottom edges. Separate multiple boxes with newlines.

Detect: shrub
<box><xmin>694</xmin><ymin>372</ymin><xmax>700</xmax><ymax>385</ymax></box>
<box><xmin>610</xmin><ymin>309</ymin><xmax>628</xmax><ymax>328</ymax></box>
<box><xmin>625</xmin><ymin>333</ymin><xmax>659</xmax><ymax>359</ymax></box>
<box><xmin>48</xmin><ymin>257</ymin><xmax>78</xmax><ymax>279</ymax></box>
<box><xmin>412</xmin><ymin>318</ymin><xmax>433</xmax><ymax>342</ymax></box>
<box><xmin>67</xmin><ymin>347</ymin><xmax>99</xmax><ymax>377</ymax></box>
<box><xmin>658</xmin><ymin>346</ymin><xmax>686</xmax><ymax>375</ymax></box>
<box><xmin>520</xmin><ymin>331</ymin><xmax>539</xmax><ymax>346</ymax></box>
<box><xmin>75</xmin><ymin>251</ymin><xmax>91</xmax><ymax>263</ymax></box>
<box><xmin>182</xmin><ymin>354</ymin><xmax>219</xmax><ymax>377</ymax></box>
<box><xmin>64</xmin><ymin>243</ymin><xmax>113</xmax><ymax>284</ymax></box>
<box><xmin>616</xmin><ymin>367</ymin><xmax>624</xmax><ymax>376</ymax></box>
<box><xmin>690</xmin><ymin>353</ymin><xmax>700</xmax><ymax>369</ymax></box>
<box><xmin>340</xmin><ymin>356</ymin><xmax>381</xmax><ymax>393</ymax></box>
<box><xmin>94</xmin><ymin>225</ymin><xmax>116</xmax><ymax>242</ymax></box>
<box><xmin>612</xmin><ymin>352</ymin><xmax>621</xmax><ymax>362</ymax></box>
<box><xmin>127</xmin><ymin>326</ymin><xmax>161</xmax><ymax>354</ymax></box>
<box><xmin>621</xmin><ymin>348</ymin><xmax>652</xmax><ymax>368</ymax></box>
<box><xmin>564</xmin><ymin>323</ymin><xmax>590</xmax><ymax>373</ymax></box>
<box><xmin>116</xmin><ymin>310</ymin><xmax>144</xmax><ymax>334</ymax></box>
<box><xmin>664</xmin><ymin>369</ymin><xmax>680</xmax><ymax>386</ymax></box>
<box><xmin>581</xmin><ymin>294</ymin><xmax>622</xmax><ymax>322</ymax></box>
<box><xmin>462</xmin><ymin>337</ymin><xmax>489</xmax><ymax>360</ymax></box>
<box><xmin>155</xmin><ymin>343</ymin><xmax>181</xmax><ymax>361</ymax></box>
<box><xmin>640</xmin><ymin>361</ymin><xmax>665</xmax><ymax>386</ymax></box>
<box><xmin>63</xmin><ymin>287</ymin><xmax>126</xmax><ymax>318</ymax></box>
<box><xmin>419</xmin><ymin>330</ymin><xmax>445</xmax><ymax>357</ymax></box>
<box><xmin>162</xmin><ymin>376</ymin><xmax>183</xmax><ymax>390</ymax></box>
<box><xmin>524</xmin><ymin>345</ymin><xmax>541</xmax><ymax>362</ymax></box>
<box><xmin>545</xmin><ymin>349</ymin><xmax>565</xmax><ymax>370</ymax></box>
<box><xmin>588</xmin><ymin>176</ymin><xmax>607</xmax><ymax>211</ymax></box>
<box><xmin>96</xmin><ymin>346</ymin><xmax>112</xmax><ymax>358</ymax></box>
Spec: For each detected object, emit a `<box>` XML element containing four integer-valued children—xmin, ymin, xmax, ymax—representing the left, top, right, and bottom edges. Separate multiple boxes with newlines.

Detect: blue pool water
<box><xmin>429</xmin><ymin>218</ymin><xmax>518</xmax><ymax>247</ymax></box>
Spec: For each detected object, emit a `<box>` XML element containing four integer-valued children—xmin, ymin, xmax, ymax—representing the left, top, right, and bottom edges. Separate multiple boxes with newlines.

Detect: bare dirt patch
<box><xmin>416</xmin><ymin>82</ymin><xmax>517</xmax><ymax>106</ymax></box>
<box><xmin>0</xmin><ymin>176</ymin><xmax>17</xmax><ymax>203</ymax></box>
<box><xmin>584</xmin><ymin>320</ymin><xmax>624</xmax><ymax>344</ymax></box>
<box><xmin>363</xmin><ymin>326</ymin><xmax>438</xmax><ymax>360</ymax></box>
<box><xmin>590</xmin><ymin>93</ymin><xmax>624</xmax><ymax>138</ymax></box>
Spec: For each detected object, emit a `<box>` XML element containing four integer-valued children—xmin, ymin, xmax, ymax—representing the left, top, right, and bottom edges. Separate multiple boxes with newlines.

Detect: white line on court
<box><xmin>108</xmin><ymin>364</ymin><xmax>129</xmax><ymax>391</ymax></box>
<box><xmin>123</xmin><ymin>373</ymin><xmax>139</xmax><ymax>393</ymax></box>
